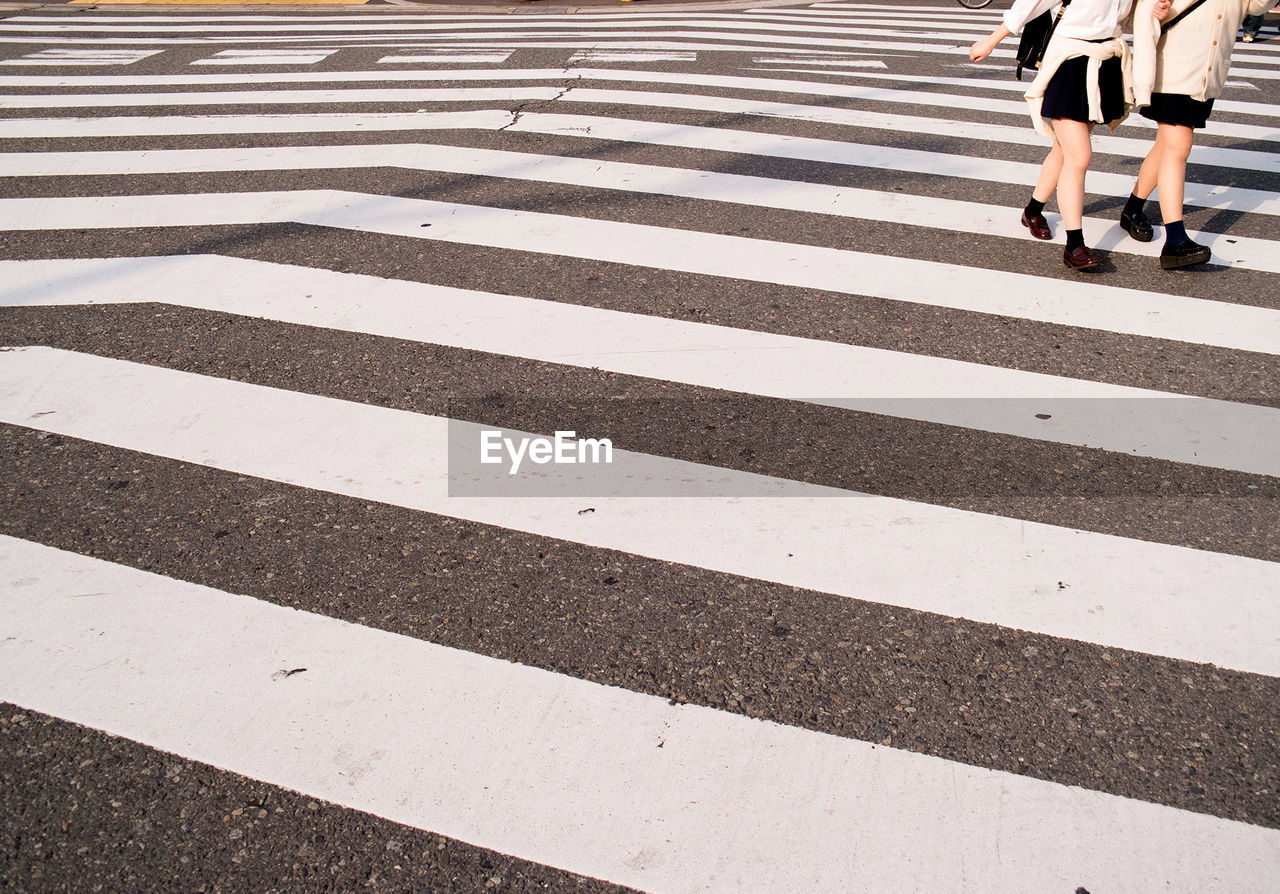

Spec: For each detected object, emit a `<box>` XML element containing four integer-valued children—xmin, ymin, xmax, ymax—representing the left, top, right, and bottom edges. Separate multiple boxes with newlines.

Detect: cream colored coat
<box><xmin>1132</xmin><ymin>0</ymin><xmax>1278</xmax><ymax>104</ymax></box>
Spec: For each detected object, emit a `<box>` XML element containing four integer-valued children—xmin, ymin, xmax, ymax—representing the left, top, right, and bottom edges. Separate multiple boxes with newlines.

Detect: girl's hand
<box><xmin>1152</xmin><ymin>0</ymin><xmax>1172</xmax><ymax>19</ymax></box>
<box><xmin>969</xmin><ymin>35</ymin><xmax>998</xmax><ymax>62</ymax></box>
<box><xmin>969</xmin><ymin>26</ymin><xmax>1009</xmax><ymax>62</ymax></box>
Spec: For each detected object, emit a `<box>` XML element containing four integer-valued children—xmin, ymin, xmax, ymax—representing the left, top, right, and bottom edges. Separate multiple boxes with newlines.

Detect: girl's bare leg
<box><xmin>1134</xmin><ymin>132</ymin><xmax>1163</xmax><ymax>202</ymax></box>
<box><xmin>1051</xmin><ymin>118</ymin><xmax>1092</xmax><ymax>230</ymax></box>
<box><xmin>1148</xmin><ymin>121</ymin><xmax>1209</xmax><ymax>267</ymax></box>
<box><xmin>1034</xmin><ymin>138</ymin><xmax>1064</xmax><ymax>204</ymax></box>
<box><xmin>1122</xmin><ymin>122</ymin><xmax>1166</xmax><ymax>242</ymax></box>
<box><xmin>1050</xmin><ymin>118</ymin><xmax>1099</xmax><ymax>268</ymax></box>
<box><xmin>1153</xmin><ymin>122</ymin><xmax>1193</xmax><ymax>228</ymax></box>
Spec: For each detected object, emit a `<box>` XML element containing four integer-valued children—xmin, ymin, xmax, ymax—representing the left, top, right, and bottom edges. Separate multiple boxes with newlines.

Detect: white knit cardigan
<box><xmin>1131</xmin><ymin>0</ymin><xmax>1278</xmax><ymax>105</ymax></box>
<box><xmin>1023</xmin><ymin>34</ymin><xmax>1134</xmax><ymax>138</ymax></box>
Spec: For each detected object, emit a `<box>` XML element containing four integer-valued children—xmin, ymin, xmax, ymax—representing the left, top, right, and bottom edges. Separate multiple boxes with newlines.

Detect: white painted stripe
<box><xmin>7</xmin><ymin>64</ymin><xmax>1280</xmax><ymax>122</ymax></box>
<box><xmin>12</xmin><ymin>63</ymin><xmax>1279</xmax><ymax>139</ymax></box>
<box><xmin>198</xmin><ymin>48</ymin><xmax>336</xmax><ymax>55</ymax></box>
<box><xmin>0</xmin><ymin>16</ymin><xmax>933</xmax><ymax>32</ymax></box>
<box><xmin>4</xmin><ymin>536</ymin><xmax>1278</xmax><ymax>894</ymax></box>
<box><xmin>751</xmin><ymin>56</ymin><xmax>892</xmax><ymax>67</ymax></box>
<box><xmin>20</xmin><ymin>18</ymin><xmax>1012</xmax><ymax>51</ymax></box>
<box><xmin>747</xmin><ymin>12</ymin><xmax>999</xmax><ymax>32</ymax></box>
<box><xmin>0</xmin><ymin>11</ymin><xmax>815</xmax><ymax>20</ymax></box>
<box><xmin>0</xmin><ymin>18</ymin><xmax>1021</xmax><ymax>42</ymax></box>
<box><xmin>0</xmin><ymin>13</ymin><xmax>785</xmax><ymax>22</ymax></box>
<box><xmin>258</xmin><ymin>40</ymin><xmax>840</xmax><ymax>56</ymax></box>
<box><xmin>743</xmin><ymin>68</ymin><xmax>1280</xmax><ymax>136</ymax></box>
<box><xmin>561</xmin><ymin>87</ymin><xmax>1280</xmax><ymax>174</ymax></box>
<box><xmin>737</xmin><ymin>66</ymin><xmax>1280</xmax><ymax>119</ymax></box>
<box><xmin>0</xmin><ymin>36</ymin><xmax>951</xmax><ymax>56</ymax></box>
<box><xmin>5</xmin><ymin>66</ymin><xmax>1274</xmax><ymax>124</ymax></box>
<box><xmin>0</xmin><ymin>108</ymin><xmax>522</xmax><ymax>137</ymax></box>
<box><xmin>4</xmin><ymin>143</ymin><xmax>1276</xmax><ymax>274</ymax></box>
<box><xmin>2</xmin><ymin>109</ymin><xmax>1272</xmax><ymax>217</ymax></box>
<box><xmin>0</xmin><ymin>85</ymin><xmax>563</xmax><ymax>106</ymax></box>
<box><xmin>814</xmin><ymin>2</ymin><xmax>1008</xmax><ymax>12</ymax></box>
<box><xmin>506</xmin><ymin>113</ymin><xmax>1280</xmax><ymax>216</ymax></box>
<box><xmin>2</xmin><ymin>49</ymin><xmax>160</xmax><ymax>56</ymax></box>
<box><xmin>0</xmin><ymin>9</ymin><xmax>1018</xmax><ymax>28</ymax></box>
<box><xmin>1229</xmin><ymin>67</ymin><xmax>1280</xmax><ymax>81</ymax></box>
<box><xmin>1</xmin><ymin>79</ymin><xmax>1272</xmax><ymax>172</ymax></box>
<box><xmin>193</xmin><ymin>49</ymin><xmax>337</xmax><ymax>66</ymax></box>
<box><xmin>569</xmin><ymin>50</ymin><xmax>699</xmax><ymax>63</ymax></box>
<box><xmin>3</xmin><ymin>191</ymin><xmax>1277</xmax><ymax>358</ymax></box>
<box><xmin>0</xmin><ymin>30</ymin><xmax>997</xmax><ymax>56</ymax></box>
<box><xmin>378</xmin><ymin>51</ymin><xmax>512</xmax><ymax>63</ymax></box>
<box><xmin>763</xmin><ymin>6</ymin><xmax>1275</xmax><ymax>62</ymax></box>
<box><xmin>0</xmin><ymin>9</ymin><xmax>969</xmax><ymax>21</ymax></box>
<box><xmin>1</xmin><ymin>348</ymin><xmax>1277</xmax><ymax>676</ymax></box>
<box><xmin>191</xmin><ymin>59</ymin><xmax>334</xmax><ymax>67</ymax></box>
<box><xmin>0</xmin><ymin>48</ymin><xmax>162</xmax><ymax>66</ymax></box>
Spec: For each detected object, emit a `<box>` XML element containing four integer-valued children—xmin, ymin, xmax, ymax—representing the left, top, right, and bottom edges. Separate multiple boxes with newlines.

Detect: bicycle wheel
<box><xmin>956</xmin><ymin>0</ymin><xmax>995</xmax><ymax>8</ymax></box>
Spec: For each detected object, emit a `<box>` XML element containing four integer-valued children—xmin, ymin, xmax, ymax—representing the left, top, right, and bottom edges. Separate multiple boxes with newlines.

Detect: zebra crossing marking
<box><xmin>4</xmin><ymin>190</ymin><xmax>1279</xmax><ymax>357</ymax></box>
<box><xmin>2</xmin><ymin>75</ymin><xmax>1274</xmax><ymax>172</ymax></box>
<box><xmin>734</xmin><ymin>66</ymin><xmax>1280</xmax><ymax>128</ymax></box>
<box><xmin>2</xmin><ymin>346</ymin><xmax>1278</xmax><ymax>675</ymax></box>
<box><xmin>730</xmin><ymin>64</ymin><xmax>1280</xmax><ymax>109</ymax></box>
<box><xmin>2</xmin><ymin>108</ymin><xmax>1274</xmax><ymax>218</ymax></box>
<box><xmin>3</xmin><ymin>142</ymin><xmax>1277</xmax><ymax>273</ymax></box>
<box><xmin>6</xmin><ymin>252</ymin><xmax>1278</xmax><ymax>463</ymax></box>
<box><xmin>0</xmin><ymin>65</ymin><xmax>1273</xmax><ymax>132</ymax></box>
<box><xmin>4</xmin><ymin>535</ymin><xmax>1277</xmax><ymax>894</ymax></box>
<box><xmin>0</xmin><ymin>9</ymin><xmax>1276</xmax><ymax>886</ymax></box>
<box><xmin>0</xmin><ymin>17</ymin><xmax>1024</xmax><ymax>40</ymax></box>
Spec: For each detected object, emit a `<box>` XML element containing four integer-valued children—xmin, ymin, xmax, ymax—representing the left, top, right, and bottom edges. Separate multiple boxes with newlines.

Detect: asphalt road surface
<box><xmin>1</xmin><ymin>1</ymin><xmax>1278</xmax><ymax>891</ymax></box>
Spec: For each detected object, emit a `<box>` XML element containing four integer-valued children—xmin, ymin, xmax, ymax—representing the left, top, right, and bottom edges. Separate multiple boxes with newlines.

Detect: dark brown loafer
<box><xmin>1063</xmin><ymin>245</ymin><xmax>1099</xmax><ymax>270</ymax></box>
<box><xmin>1021</xmin><ymin>211</ymin><xmax>1052</xmax><ymax>240</ymax></box>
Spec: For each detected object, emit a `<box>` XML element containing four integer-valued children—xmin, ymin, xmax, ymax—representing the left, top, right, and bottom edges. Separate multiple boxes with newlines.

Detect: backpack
<box><xmin>1016</xmin><ymin>0</ymin><xmax>1073</xmax><ymax>80</ymax></box>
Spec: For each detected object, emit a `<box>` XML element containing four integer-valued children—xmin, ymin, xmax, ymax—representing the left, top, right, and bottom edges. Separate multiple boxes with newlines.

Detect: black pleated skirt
<box><xmin>1040</xmin><ymin>55</ymin><xmax>1126</xmax><ymax>124</ymax></box>
<box><xmin>1139</xmin><ymin>91</ymin><xmax>1216</xmax><ymax>129</ymax></box>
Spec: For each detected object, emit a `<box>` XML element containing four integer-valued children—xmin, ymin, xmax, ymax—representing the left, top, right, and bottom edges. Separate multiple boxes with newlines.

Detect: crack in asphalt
<box><xmin>498</xmin><ymin>66</ymin><xmax>583</xmax><ymax>132</ymax></box>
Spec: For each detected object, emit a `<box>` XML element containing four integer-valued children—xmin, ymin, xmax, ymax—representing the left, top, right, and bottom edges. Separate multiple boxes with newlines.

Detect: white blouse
<box><xmin>1003</xmin><ymin>0</ymin><xmax>1135</xmax><ymax>39</ymax></box>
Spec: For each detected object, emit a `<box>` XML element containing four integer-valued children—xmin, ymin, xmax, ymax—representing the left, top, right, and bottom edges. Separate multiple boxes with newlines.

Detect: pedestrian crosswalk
<box><xmin>1</xmin><ymin>3</ymin><xmax>1278</xmax><ymax>892</ymax></box>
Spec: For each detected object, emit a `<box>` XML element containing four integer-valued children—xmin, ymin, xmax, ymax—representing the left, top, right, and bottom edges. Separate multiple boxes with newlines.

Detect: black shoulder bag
<box><xmin>1016</xmin><ymin>0</ymin><xmax>1073</xmax><ymax>80</ymax></box>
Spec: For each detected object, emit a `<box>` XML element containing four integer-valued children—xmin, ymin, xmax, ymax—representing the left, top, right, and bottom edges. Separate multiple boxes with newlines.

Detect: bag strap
<box><xmin>1162</xmin><ymin>0</ymin><xmax>1209</xmax><ymax>33</ymax></box>
<box><xmin>1046</xmin><ymin>0</ymin><xmax>1074</xmax><ymax>42</ymax></box>
<box><xmin>1014</xmin><ymin>0</ymin><xmax>1073</xmax><ymax>80</ymax></box>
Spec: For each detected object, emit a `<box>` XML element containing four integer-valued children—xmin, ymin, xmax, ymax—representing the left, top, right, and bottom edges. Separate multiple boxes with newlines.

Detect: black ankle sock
<box><xmin>1124</xmin><ymin>193</ymin><xmax>1146</xmax><ymax>217</ymax></box>
<box><xmin>1164</xmin><ymin>220</ymin><xmax>1189</xmax><ymax>247</ymax></box>
<box><xmin>1025</xmin><ymin>198</ymin><xmax>1046</xmax><ymax>218</ymax></box>
<box><xmin>1066</xmin><ymin>229</ymin><xmax>1085</xmax><ymax>250</ymax></box>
